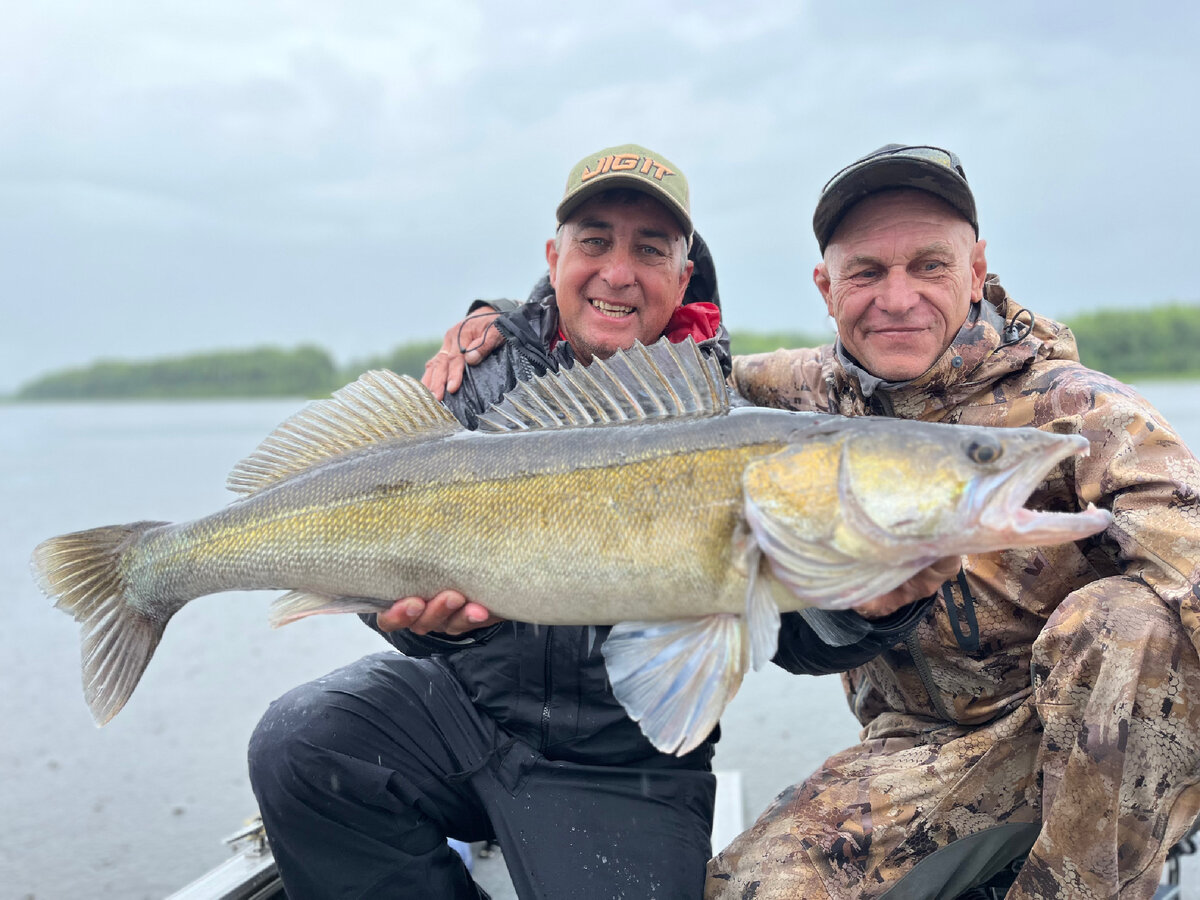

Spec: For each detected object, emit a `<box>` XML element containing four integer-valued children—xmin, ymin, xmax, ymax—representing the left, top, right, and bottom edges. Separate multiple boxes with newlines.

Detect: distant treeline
<box><xmin>15</xmin><ymin>346</ymin><xmax>340</xmax><ymax>401</ymax></box>
<box><xmin>1067</xmin><ymin>304</ymin><xmax>1200</xmax><ymax>380</ymax></box>
<box><xmin>11</xmin><ymin>305</ymin><xmax>1200</xmax><ymax>401</ymax></box>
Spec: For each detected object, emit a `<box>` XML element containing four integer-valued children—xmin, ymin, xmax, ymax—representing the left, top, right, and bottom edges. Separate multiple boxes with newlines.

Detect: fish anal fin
<box><xmin>602</xmin><ymin>614</ymin><xmax>748</xmax><ymax>756</ymax></box>
<box><xmin>228</xmin><ymin>370</ymin><xmax>462</xmax><ymax>495</ymax></box>
<box><xmin>268</xmin><ymin>591</ymin><xmax>394</xmax><ymax>627</ymax></box>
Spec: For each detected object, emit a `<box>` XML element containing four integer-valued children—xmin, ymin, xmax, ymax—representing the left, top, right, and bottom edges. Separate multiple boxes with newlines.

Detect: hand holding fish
<box><xmin>377</xmin><ymin>590</ymin><xmax>501</xmax><ymax>635</ymax></box>
<box><xmin>855</xmin><ymin>556</ymin><xmax>963</xmax><ymax>619</ymax></box>
<box><xmin>422</xmin><ymin>308</ymin><xmax>504</xmax><ymax>400</ymax></box>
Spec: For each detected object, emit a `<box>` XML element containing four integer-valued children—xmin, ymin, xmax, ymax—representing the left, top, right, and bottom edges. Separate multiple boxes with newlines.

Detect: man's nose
<box><xmin>875</xmin><ymin>267</ymin><xmax>919</xmax><ymax>312</ymax></box>
<box><xmin>600</xmin><ymin>248</ymin><xmax>636</xmax><ymax>289</ymax></box>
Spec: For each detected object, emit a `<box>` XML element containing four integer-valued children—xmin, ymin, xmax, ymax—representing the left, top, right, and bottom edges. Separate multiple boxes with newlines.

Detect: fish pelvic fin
<box><xmin>746</xmin><ymin>550</ymin><xmax>781</xmax><ymax>670</ymax></box>
<box><xmin>475</xmin><ymin>336</ymin><xmax>729</xmax><ymax>433</ymax></box>
<box><xmin>31</xmin><ymin>521</ymin><xmax>171</xmax><ymax>725</ymax></box>
<box><xmin>603</xmin><ymin>613</ymin><xmax>751</xmax><ymax>756</ymax></box>
<box><xmin>227</xmin><ymin>369</ymin><xmax>462</xmax><ymax>495</ymax></box>
<box><xmin>268</xmin><ymin>591</ymin><xmax>394</xmax><ymax>627</ymax></box>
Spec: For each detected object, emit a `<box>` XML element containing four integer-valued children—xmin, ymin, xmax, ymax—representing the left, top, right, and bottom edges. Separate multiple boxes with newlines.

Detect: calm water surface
<box><xmin>3</xmin><ymin>383</ymin><xmax>1198</xmax><ymax>899</ymax></box>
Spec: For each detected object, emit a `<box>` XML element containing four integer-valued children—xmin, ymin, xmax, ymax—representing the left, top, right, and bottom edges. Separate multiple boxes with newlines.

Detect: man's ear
<box><xmin>545</xmin><ymin>237</ymin><xmax>559</xmax><ymax>289</ymax></box>
<box><xmin>813</xmin><ymin>263</ymin><xmax>834</xmax><ymax>317</ymax></box>
<box><xmin>676</xmin><ymin>258</ymin><xmax>695</xmax><ymax>305</ymax></box>
<box><xmin>970</xmin><ymin>239</ymin><xmax>988</xmax><ymax>300</ymax></box>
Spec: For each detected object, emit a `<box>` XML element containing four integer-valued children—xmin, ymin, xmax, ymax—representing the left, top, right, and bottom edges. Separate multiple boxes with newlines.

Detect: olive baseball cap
<box><xmin>556</xmin><ymin>143</ymin><xmax>692</xmax><ymax>244</ymax></box>
<box><xmin>813</xmin><ymin>144</ymin><xmax>978</xmax><ymax>253</ymax></box>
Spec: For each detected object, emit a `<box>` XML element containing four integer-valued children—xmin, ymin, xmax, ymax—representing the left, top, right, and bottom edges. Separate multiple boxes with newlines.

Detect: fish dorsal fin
<box><xmin>476</xmin><ymin>336</ymin><xmax>728</xmax><ymax>433</ymax></box>
<box><xmin>227</xmin><ymin>369</ymin><xmax>462</xmax><ymax>495</ymax></box>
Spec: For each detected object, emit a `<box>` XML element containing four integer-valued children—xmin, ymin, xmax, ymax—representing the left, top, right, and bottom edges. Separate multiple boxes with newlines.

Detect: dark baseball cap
<box><xmin>557</xmin><ymin>143</ymin><xmax>692</xmax><ymax>244</ymax></box>
<box><xmin>813</xmin><ymin>144</ymin><xmax>977</xmax><ymax>253</ymax></box>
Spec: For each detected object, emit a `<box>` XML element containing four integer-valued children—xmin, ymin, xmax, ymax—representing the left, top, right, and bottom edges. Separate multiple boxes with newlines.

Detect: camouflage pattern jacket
<box><xmin>731</xmin><ymin>276</ymin><xmax>1200</xmax><ymax>735</ymax></box>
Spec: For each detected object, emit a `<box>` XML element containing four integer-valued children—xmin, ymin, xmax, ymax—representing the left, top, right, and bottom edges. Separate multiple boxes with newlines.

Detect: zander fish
<box><xmin>32</xmin><ymin>338</ymin><xmax>1112</xmax><ymax>755</ymax></box>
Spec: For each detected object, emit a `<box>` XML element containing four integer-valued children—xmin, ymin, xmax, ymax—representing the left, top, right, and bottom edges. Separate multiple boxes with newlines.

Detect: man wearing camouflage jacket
<box><xmin>706</xmin><ymin>145</ymin><xmax>1200</xmax><ymax>899</ymax></box>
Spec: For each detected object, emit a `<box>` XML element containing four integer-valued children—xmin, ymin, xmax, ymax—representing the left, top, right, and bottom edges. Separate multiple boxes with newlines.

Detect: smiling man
<box><xmin>814</xmin><ymin>189</ymin><xmax>987</xmax><ymax>382</ymax></box>
<box><xmin>547</xmin><ymin>152</ymin><xmax>695</xmax><ymax>364</ymax></box>
<box><xmin>707</xmin><ymin>144</ymin><xmax>1200</xmax><ymax>900</ymax></box>
<box><xmin>247</xmin><ymin>144</ymin><xmax>734</xmax><ymax>900</ymax></box>
<box><xmin>430</xmin><ymin>143</ymin><xmax>727</xmax><ymax>431</ymax></box>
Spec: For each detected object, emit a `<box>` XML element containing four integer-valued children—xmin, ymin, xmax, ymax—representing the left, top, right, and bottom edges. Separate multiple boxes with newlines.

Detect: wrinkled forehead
<box><xmin>562</xmin><ymin>190</ymin><xmax>686</xmax><ymax>240</ymax></box>
<box><xmin>829</xmin><ymin>188</ymin><xmax>976</xmax><ymax>250</ymax></box>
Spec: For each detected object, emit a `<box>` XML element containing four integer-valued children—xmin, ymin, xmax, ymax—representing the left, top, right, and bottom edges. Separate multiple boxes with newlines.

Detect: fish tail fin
<box><xmin>31</xmin><ymin>521</ymin><xmax>171</xmax><ymax>725</ymax></box>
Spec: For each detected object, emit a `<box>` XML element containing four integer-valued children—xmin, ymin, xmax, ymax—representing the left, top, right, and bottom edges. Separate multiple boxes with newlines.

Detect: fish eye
<box><xmin>967</xmin><ymin>439</ymin><xmax>1003</xmax><ymax>464</ymax></box>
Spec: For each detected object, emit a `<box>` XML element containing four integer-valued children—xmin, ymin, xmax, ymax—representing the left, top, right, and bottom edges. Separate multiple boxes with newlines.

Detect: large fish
<box><xmin>32</xmin><ymin>338</ymin><xmax>1112</xmax><ymax>755</ymax></box>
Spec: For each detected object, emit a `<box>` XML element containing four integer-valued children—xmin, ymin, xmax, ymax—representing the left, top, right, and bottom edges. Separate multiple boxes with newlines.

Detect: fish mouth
<box><xmin>590</xmin><ymin>298</ymin><xmax>635</xmax><ymax>319</ymax></box>
<box><xmin>968</xmin><ymin>432</ymin><xmax>1112</xmax><ymax>545</ymax></box>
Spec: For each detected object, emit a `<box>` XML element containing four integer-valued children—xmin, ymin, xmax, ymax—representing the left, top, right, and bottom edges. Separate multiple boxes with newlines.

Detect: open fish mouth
<box><xmin>970</xmin><ymin>432</ymin><xmax>1112</xmax><ymax>544</ymax></box>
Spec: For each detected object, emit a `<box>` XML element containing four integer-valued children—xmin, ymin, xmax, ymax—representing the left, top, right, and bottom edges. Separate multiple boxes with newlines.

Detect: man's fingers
<box><xmin>421</xmin><ymin>353</ymin><xmax>452</xmax><ymax>400</ymax></box>
<box><xmin>408</xmin><ymin>590</ymin><xmax>467</xmax><ymax>634</ymax></box>
<box><xmin>377</xmin><ymin>597</ymin><xmax>425</xmax><ymax>632</ymax></box>
<box><xmin>382</xmin><ymin>591</ymin><xmax>500</xmax><ymax>636</ymax></box>
<box><xmin>420</xmin><ymin>309</ymin><xmax>504</xmax><ymax>400</ymax></box>
<box><xmin>855</xmin><ymin>557</ymin><xmax>962</xmax><ymax>620</ymax></box>
<box><xmin>461</xmin><ymin>325</ymin><xmax>505</xmax><ymax>365</ymax></box>
<box><xmin>929</xmin><ymin>556</ymin><xmax>963</xmax><ymax>579</ymax></box>
<box><xmin>443</xmin><ymin>355</ymin><xmax>467</xmax><ymax>396</ymax></box>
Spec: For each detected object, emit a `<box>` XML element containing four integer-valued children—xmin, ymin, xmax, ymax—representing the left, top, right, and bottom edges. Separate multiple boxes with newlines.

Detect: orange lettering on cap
<box><xmin>650</xmin><ymin>164</ymin><xmax>675</xmax><ymax>181</ymax></box>
<box><xmin>640</xmin><ymin>157</ymin><xmax>654</xmax><ymax>174</ymax></box>
<box><xmin>611</xmin><ymin>153</ymin><xmax>639</xmax><ymax>171</ymax></box>
<box><xmin>580</xmin><ymin>156</ymin><xmax>612</xmax><ymax>182</ymax></box>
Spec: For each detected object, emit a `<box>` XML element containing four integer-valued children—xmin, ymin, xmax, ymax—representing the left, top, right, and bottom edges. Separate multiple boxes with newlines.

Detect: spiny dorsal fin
<box><xmin>227</xmin><ymin>369</ymin><xmax>461</xmax><ymax>494</ymax></box>
<box><xmin>476</xmin><ymin>336</ymin><xmax>729</xmax><ymax>433</ymax></box>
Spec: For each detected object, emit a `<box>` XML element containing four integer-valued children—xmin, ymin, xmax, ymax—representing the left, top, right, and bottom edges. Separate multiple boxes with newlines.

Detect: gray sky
<box><xmin>3</xmin><ymin>1</ymin><xmax>1197</xmax><ymax>394</ymax></box>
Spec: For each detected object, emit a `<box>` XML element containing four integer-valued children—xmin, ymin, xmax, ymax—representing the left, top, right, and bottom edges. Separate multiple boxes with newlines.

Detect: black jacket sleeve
<box><xmin>772</xmin><ymin>593</ymin><xmax>936</xmax><ymax>675</ymax></box>
<box><xmin>358</xmin><ymin>610</ymin><xmax>503</xmax><ymax>658</ymax></box>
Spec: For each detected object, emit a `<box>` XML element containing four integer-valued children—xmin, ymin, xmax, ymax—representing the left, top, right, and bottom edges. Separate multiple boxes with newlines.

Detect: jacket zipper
<box><xmin>540</xmin><ymin>628</ymin><xmax>553</xmax><ymax>750</ymax></box>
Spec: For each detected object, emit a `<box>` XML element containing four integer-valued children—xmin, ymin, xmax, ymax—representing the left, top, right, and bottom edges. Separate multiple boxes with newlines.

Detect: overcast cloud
<box><xmin>3</xmin><ymin>1</ymin><xmax>1197</xmax><ymax>393</ymax></box>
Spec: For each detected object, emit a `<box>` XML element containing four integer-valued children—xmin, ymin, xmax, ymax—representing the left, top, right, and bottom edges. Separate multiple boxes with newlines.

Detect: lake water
<box><xmin>3</xmin><ymin>382</ymin><xmax>1198</xmax><ymax>899</ymax></box>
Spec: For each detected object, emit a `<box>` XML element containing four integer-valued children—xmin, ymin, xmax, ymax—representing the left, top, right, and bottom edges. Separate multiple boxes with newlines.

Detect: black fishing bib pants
<box><xmin>249</xmin><ymin>651</ymin><xmax>716</xmax><ymax>899</ymax></box>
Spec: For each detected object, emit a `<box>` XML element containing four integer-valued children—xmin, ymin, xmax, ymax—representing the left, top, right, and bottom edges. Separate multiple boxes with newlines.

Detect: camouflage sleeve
<box><xmin>730</xmin><ymin>346</ymin><xmax>831</xmax><ymax>412</ymax></box>
<box><xmin>1064</xmin><ymin>375</ymin><xmax>1200</xmax><ymax>644</ymax></box>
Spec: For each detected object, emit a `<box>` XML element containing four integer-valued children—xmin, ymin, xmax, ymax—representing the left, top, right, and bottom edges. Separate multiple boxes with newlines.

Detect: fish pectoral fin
<box><xmin>268</xmin><ymin>591</ymin><xmax>394</xmax><ymax>628</ymax></box>
<box><xmin>602</xmin><ymin>614</ymin><xmax>748</xmax><ymax>756</ymax></box>
<box><xmin>744</xmin><ymin>492</ymin><xmax>925</xmax><ymax>610</ymax></box>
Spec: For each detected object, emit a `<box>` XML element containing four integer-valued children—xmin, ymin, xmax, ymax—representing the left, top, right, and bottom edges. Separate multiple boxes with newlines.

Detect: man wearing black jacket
<box><xmin>248</xmin><ymin>143</ymin><xmax>943</xmax><ymax>900</ymax></box>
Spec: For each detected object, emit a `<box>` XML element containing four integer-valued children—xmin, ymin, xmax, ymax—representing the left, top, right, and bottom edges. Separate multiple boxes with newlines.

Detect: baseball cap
<box><xmin>813</xmin><ymin>144</ymin><xmax>977</xmax><ymax>253</ymax></box>
<box><xmin>556</xmin><ymin>143</ymin><xmax>692</xmax><ymax>244</ymax></box>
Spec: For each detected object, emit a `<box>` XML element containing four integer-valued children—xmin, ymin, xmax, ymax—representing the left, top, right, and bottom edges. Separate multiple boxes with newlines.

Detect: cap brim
<box><xmin>557</xmin><ymin>175</ymin><xmax>693</xmax><ymax>242</ymax></box>
<box><xmin>814</xmin><ymin>157</ymin><xmax>977</xmax><ymax>252</ymax></box>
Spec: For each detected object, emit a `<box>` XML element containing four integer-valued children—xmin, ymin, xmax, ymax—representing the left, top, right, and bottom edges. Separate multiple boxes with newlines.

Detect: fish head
<box><xmin>743</xmin><ymin>418</ymin><xmax>1113</xmax><ymax>607</ymax></box>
